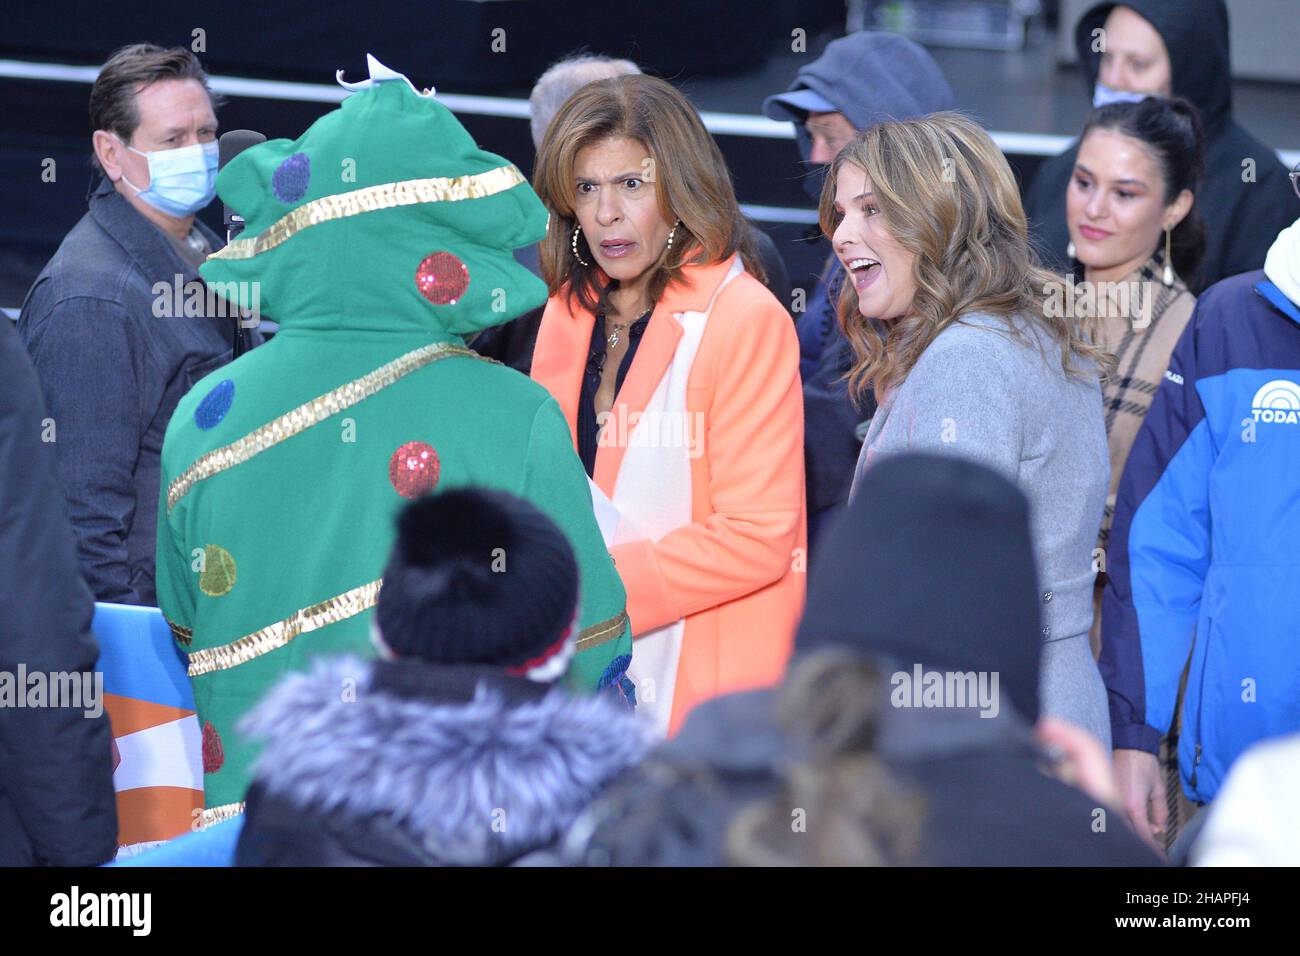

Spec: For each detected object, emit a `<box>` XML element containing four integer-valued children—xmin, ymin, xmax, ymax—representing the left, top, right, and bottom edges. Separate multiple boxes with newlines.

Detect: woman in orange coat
<box><xmin>530</xmin><ymin>74</ymin><xmax>806</xmax><ymax>737</ymax></box>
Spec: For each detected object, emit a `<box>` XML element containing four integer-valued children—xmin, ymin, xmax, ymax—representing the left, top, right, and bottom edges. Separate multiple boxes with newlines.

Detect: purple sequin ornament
<box><xmin>272</xmin><ymin>152</ymin><xmax>312</xmax><ymax>203</ymax></box>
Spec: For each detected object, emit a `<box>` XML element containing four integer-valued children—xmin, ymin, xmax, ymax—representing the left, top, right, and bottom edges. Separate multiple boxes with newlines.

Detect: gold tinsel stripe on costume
<box><xmin>575</xmin><ymin>611</ymin><xmax>628</xmax><ymax>652</ymax></box>
<box><xmin>167</xmin><ymin>342</ymin><xmax>477</xmax><ymax>512</ymax></box>
<box><xmin>200</xmin><ymin>802</ymin><xmax>245</xmax><ymax>828</ymax></box>
<box><xmin>167</xmin><ymin>617</ymin><xmax>193</xmax><ymax>646</ymax></box>
<box><xmin>187</xmin><ymin>580</ymin><xmax>383</xmax><ymax>677</ymax></box>
<box><xmin>207</xmin><ymin>165</ymin><xmax>527</xmax><ymax>261</ymax></box>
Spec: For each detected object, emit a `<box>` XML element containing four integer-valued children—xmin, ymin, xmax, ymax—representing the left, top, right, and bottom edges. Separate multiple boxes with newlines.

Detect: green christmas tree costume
<box><xmin>156</xmin><ymin>59</ymin><xmax>631</xmax><ymax>820</ymax></box>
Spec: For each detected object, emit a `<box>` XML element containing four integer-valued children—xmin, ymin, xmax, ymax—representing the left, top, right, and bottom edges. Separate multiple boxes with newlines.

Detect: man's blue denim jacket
<box><xmin>18</xmin><ymin>176</ymin><xmax>261</xmax><ymax>605</ymax></box>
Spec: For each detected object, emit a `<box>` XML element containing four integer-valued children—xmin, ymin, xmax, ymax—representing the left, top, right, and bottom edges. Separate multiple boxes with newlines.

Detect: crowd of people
<box><xmin>3</xmin><ymin>0</ymin><xmax>1299</xmax><ymax>867</ymax></box>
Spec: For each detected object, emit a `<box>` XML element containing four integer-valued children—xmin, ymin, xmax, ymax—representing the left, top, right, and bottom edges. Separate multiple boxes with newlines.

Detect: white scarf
<box><xmin>589</xmin><ymin>257</ymin><xmax>744</xmax><ymax>737</ymax></box>
<box><xmin>1264</xmin><ymin>216</ymin><xmax>1300</xmax><ymax>308</ymax></box>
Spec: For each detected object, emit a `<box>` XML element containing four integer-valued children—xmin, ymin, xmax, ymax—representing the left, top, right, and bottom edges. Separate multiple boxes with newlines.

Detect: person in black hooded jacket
<box><xmin>1024</xmin><ymin>0</ymin><xmax>1300</xmax><ymax>291</ymax></box>
<box><xmin>234</xmin><ymin>487</ymin><xmax>648</xmax><ymax>867</ymax></box>
<box><xmin>565</xmin><ymin>453</ymin><xmax>1161</xmax><ymax>866</ymax></box>
<box><xmin>0</xmin><ymin>317</ymin><xmax>118</xmax><ymax>866</ymax></box>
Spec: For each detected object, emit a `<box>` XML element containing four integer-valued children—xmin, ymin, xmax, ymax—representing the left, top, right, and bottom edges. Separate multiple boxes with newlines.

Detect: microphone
<box><xmin>217</xmin><ymin>130</ymin><xmax>266</xmax><ymax>357</ymax></box>
<box><xmin>219</xmin><ymin>130</ymin><xmax>266</xmax><ymax>241</ymax></box>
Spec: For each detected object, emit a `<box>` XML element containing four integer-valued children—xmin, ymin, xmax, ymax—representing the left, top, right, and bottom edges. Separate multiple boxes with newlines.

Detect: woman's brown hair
<box><xmin>818</xmin><ymin>111</ymin><xmax>1112</xmax><ymax>402</ymax></box>
<box><xmin>532</xmin><ymin>73</ymin><xmax>763</xmax><ymax>315</ymax></box>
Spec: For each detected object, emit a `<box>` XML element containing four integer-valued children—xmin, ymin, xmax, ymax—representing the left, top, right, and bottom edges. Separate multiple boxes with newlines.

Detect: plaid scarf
<box><xmin>1089</xmin><ymin>257</ymin><xmax>1197</xmax><ymax>551</ymax></box>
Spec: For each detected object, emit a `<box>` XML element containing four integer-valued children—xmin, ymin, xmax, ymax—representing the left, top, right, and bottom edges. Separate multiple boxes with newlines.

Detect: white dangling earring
<box><xmin>665</xmin><ymin>219</ymin><xmax>681</xmax><ymax>256</ymax></box>
<box><xmin>1067</xmin><ymin>240</ymin><xmax>1077</xmax><ymax>260</ymax></box>
<box><xmin>571</xmin><ymin>224</ymin><xmax>590</xmax><ymax>267</ymax></box>
<box><xmin>1162</xmin><ymin>226</ymin><xmax>1175</xmax><ymax>287</ymax></box>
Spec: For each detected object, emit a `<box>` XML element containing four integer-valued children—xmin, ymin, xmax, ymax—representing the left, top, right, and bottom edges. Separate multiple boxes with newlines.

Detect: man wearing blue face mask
<box><xmin>18</xmin><ymin>43</ymin><xmax>263</xmax><ymax>606</ymax></box>
<box><xmin>1024</xmin><ymin>1</ymin><xmax>1300</xmax><ymax>291</ymax></box>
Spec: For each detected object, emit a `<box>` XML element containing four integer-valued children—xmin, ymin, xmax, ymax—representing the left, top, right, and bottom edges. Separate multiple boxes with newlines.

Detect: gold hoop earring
<box><xmin>1162</xmin><ymin>226</ymin><xmax>1174</xmax><ymax>287</ymax></box>
<box><xmin>571</xmin><ymin>224</ymin><xmax>590</xmax><ymax>267</ymax></box>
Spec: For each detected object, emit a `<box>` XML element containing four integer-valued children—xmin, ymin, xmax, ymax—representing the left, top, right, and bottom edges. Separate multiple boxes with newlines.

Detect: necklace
<box><xmin>605</xmin><ymin>307</ymin><xmax>651</xmax><ymax>350</ymax></box>
<box><xmin>607</xmin><ymin>321</ymin><xmax>631</xmax><ymax>349</ymax></box>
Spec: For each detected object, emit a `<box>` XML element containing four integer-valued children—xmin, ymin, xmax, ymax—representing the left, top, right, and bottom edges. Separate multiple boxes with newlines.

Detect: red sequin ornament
<box><xmin>415</xmin><ymin>251</ymin><xmax>469</xmax><ymax>305</ymax></box>
<box><xmin>388</xmin><ymin>441</ymin><xmax>441</xmax><ymax>498</ymax></box>
<box><xmin>201</xmin><ymin>721</ymin><xmax>225</xmax><ymax>774</ymax></box>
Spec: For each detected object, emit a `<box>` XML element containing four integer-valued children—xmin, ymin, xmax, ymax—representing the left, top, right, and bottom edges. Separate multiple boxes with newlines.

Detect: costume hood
<box><xmin>201</xmin><ymin>55</ymin><xmax>549</xmax><ymax>338</ymax></box>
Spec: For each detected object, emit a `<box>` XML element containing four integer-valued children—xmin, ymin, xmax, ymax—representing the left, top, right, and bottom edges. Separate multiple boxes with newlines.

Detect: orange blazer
<box><xmin>532</xmin><ymin>257</ymin><xmax>807</xmax><ymax>735</ymax></box>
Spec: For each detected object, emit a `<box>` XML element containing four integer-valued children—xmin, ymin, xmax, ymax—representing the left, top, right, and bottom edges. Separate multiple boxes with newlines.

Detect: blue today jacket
<box><xmin>1100</xmin><ymin>270</ymin><xmax>1300</xmax><ymax>804</ymax></box>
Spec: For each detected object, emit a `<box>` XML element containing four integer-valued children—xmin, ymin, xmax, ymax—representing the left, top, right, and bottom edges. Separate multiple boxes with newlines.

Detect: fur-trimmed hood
<box><xmin>238</xmin><ymin>655</ymin><xmax>650</xmax><ymax>866</ymax></box>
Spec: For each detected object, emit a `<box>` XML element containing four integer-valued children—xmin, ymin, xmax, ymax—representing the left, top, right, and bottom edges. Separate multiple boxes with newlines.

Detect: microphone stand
<box><xmin>219</xmin><ymin>130</ymin><xmax>266</xmax><ymax>357</ymax></box>
<box><xmin>227</xmin><ymin>216</ymin><xmax>248</xmax><ymax>358</ymax></box>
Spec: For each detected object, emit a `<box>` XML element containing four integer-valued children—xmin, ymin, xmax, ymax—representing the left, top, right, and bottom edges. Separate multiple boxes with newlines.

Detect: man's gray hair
<box><xmin>528</xmin><ymin>54</ymin><xmax>642</xmax><ymax>150</ymax></box>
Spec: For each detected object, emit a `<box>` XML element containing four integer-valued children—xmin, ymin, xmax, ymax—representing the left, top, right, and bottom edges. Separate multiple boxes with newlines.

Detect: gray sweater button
<box><xmin>1043</xmin><ymin>590</ymin><xmax>1053</xmax><ymax>602</ymax></box>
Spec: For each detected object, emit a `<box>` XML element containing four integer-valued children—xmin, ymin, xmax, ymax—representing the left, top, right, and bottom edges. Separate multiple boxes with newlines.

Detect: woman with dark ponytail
<box><xmin>1068</xmin><ymin>97</ymin><xmax>1206</xmax><ymax>288</ymax></box>
<box><xmin>1065</xmin><ymin>95</ymin><xmax>1205</xmax><ymax>850</ymax></box>
<box><xmin>1067</xmin><ymin>94</ymin><xmax>1205</xmax><ymax>567</ymax></box>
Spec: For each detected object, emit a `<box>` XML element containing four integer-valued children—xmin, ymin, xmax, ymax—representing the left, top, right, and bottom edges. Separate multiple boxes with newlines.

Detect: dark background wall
<box><xmin>2</xmin><ymin>0</ymin><xmax>1296</xmax><ymax>310</ymax></box>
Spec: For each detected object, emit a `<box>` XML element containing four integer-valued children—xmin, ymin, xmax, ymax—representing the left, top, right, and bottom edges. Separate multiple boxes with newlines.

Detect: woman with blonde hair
<box><xmin>530</xmin><ymin>74</ymin><xmax>806</xmax><ymax>738</ymax></box>
<box><xmin>824</xmin><ymin>111</ymin><xmax>1114</xmax><ymax>746</ymax></box>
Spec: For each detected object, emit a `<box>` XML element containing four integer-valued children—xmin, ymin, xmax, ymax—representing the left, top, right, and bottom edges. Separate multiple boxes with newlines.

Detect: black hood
<box><xmin>1075</xmin><ymin>0</ymin><xmax>1232</xmax><ymax>134</ymax></box>
<box><xmin>795</xmin><ymin>453</ymin><xmax>1043</xmax><ymax>724</ymax></box>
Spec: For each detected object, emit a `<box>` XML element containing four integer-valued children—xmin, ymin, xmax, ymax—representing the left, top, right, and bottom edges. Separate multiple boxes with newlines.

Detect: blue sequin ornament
<box><xmin>194</xmin><ymin>379</ymin><xmax>235</xmax><ymax>430</ymax></box>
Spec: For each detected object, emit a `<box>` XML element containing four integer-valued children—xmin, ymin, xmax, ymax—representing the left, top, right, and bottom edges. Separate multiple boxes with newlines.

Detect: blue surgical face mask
<box><xmin>117</xmin><ymin>137</ymin><xmax>219</xmax><ymax>217</ymax></box>
<box><xmin>1092</xmin><ymin>82</ymin><xmax>1150</xmax><ymax>109</ymax></box>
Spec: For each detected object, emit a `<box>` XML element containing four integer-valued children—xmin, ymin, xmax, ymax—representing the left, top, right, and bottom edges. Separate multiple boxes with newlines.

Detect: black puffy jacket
<box><xmin>569</xmin><ymin>456</ymin><xmax>1164</xmax><ymax>867</ymax></box>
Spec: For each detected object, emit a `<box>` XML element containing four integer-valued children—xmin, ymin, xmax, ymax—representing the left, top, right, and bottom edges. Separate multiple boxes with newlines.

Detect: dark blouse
<box><xmin>578</xmin><ymin>307</ymin><xmax>653</xmax><ymax>476</ymax></box>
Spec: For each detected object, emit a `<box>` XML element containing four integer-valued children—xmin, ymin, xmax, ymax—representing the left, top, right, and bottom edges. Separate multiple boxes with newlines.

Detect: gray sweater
<box><xmin>851</xmin><ymin>311</ymin><xmax>1108</xmax><ymax>644</ymax></box>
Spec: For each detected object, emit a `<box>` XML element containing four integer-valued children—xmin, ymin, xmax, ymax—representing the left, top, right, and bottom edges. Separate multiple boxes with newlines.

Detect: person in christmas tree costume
<box><xmin>156</xmin><ymin>56</ymin><xmax>633</xmax><ymax>824</ymax></box>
